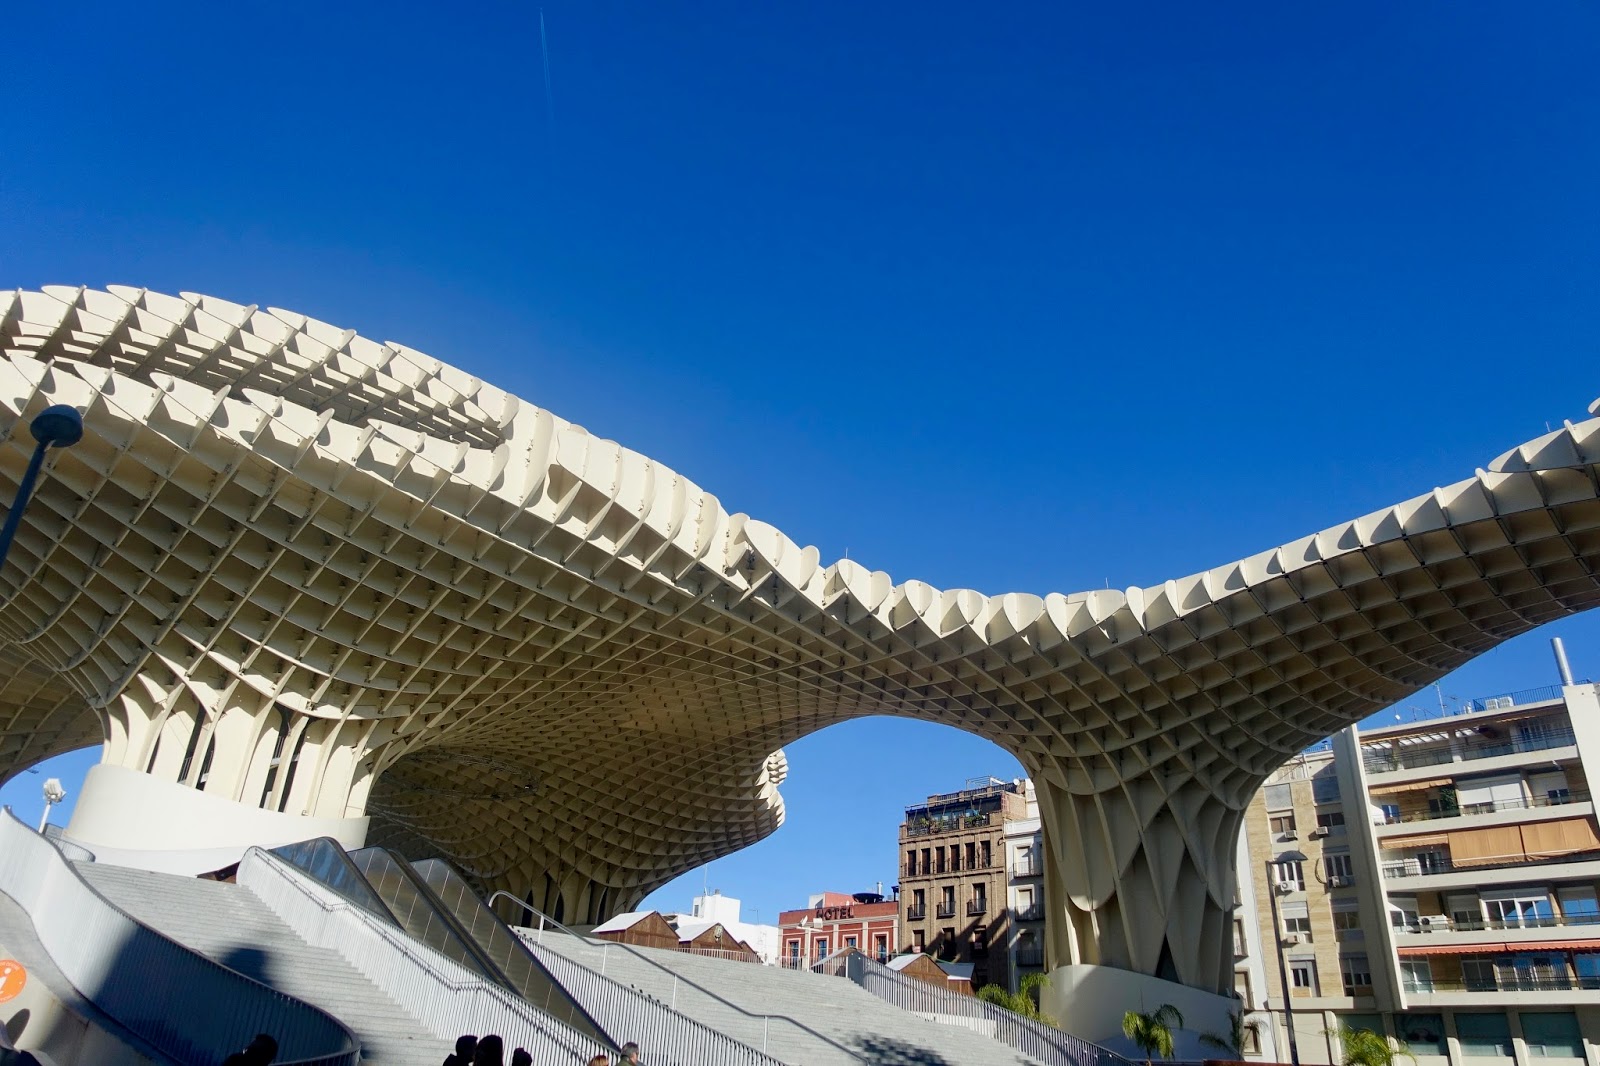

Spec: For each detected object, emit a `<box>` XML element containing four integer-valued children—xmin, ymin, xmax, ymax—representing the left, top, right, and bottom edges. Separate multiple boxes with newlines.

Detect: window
<box><xmin>950</xmin><ymin>844</ymin><xmax>961</xmax><ymax>872</ymax></box>
<box><xmin>1576</xmin><ymin>953</ymin><xmax>1600</xmax><ymax>990</ymax></box>
<box><xmin>913</xmin><ymin>929</ymin><xmax>925</xmax><ymax>951</ymax></box>
<box><xmin>1495</xmin><ymin>954</ymin><xmax>1568</xmax><ymax>991</ymax></box>
<box><xmin>1317</xmin><ymin>811</ymin><xmax>1347</xmax><ymax>833</ymax></box>
<box><xmin>1461</xmin><ymin>959</ymin><xmax>1497</xmax><ymax>992</ymax></box>
<box><xmin>1341</xmin><ymin>955</ymin><xmax>1372</xmax><ymax>997</ymax></box>
<box><xmin>1324</xmin><ymin>853</ymin><xmax>1355</xmax><ymax>883</ymax></box>
<box><xmin>815</xmin><ymin>937</ymin><xmax>828</xmax><ymax>958</ymax></box>
<box><xmin>1396</xmin><ymin>1013</ymin><xmax>1446</xmax><ymax>1057</ymax></box>
<box><xmin>980</xmin><ymin>840</ymin><xmax>992</xmax><ymax>867</ymax></box>
<box><xmin>1233</xmin><ymin>917</ymin><xmax>1246</xmax><ymax>957</ymax></box>
<box><xmin>1521</xmin><ymin>1013</ymin><xmax>1583</xmax><ymax>1059</ymax></box>
<box><xmin>906</xmin><ymin>848</ymin><xmax>916</xmax><ymax>875</ymax></box>
<box><xmin>1271</xmin><ymin>813</ymin><xmax>1298</xmax><ymax>837</ymax></box>
<box><xmin>1241</xmin><ymin>1025</ymin><xmax>1262</xmax><ymax>1055</ymax></box>
<box><xmin>1274</xmin><ymin>860</ymin><xmax>1306</xmax><ymax>891</ymax></box>
<box><xmin>1332</xmin><ymin>909</ymin><xmax>1362</xmax><ymax>937</ymax></box>
<box><xmin>873</xmin><ymin>934</ymin><xmax>887</xmax><ymax>962</ymax></box>
<box><xmin>787</xmin><ymin>940</ymin><xmax>801</xmax><ymax>960</ymax></box>
<box><xmin>972</xmin><ymin>926</ymin><xmax>987</xmax><ymax>954</ymax></box>
<box><xmin>1379</xmin><ymin>803</ymin><xmax>1401</xmax><ymax>823</ymax></box>
<box><xmin>1312</xmin><ymin>774</ymin><xmax>1341</xmax><ymax>803</ymax></box>
<box><xmin>1018</xmin><ymin>886</ymin><xmax>1035</xmax><ymax>913</ymax></box>
<box><xmin>921</xmin><ymin>847</ymin><xmax>931</xmax><ymax>873</ymax></box>
<box><xmin>1400</xmin><ymin>960</ymin><xmax>1433</xmax><ymax>993</ymax></box>
<box><xmin>965</xmin><ymin>842</ymin><xmax>976</xmax><ymax>869</ymax></box>
<box><xmin>845</xmin><ymin>935</ymin><xmax>858</xmax><ymax>950</ymax></box>
<box><xmin>937</xmin><ymin>848</ymin><xmax>947</xmax><ymax>873</ymax></box>
<box><xmin>1454</xmin><ymin>1013</ymin><xmax>1512</xmax><ymax>1058</ymax></box>
<box><xmin>1483</xmin><ymin>893</ymin><xmax>1554</xmax><ymax>928</ymax></box>
<box><xmin>1457</xmin><ymin>776</ymin><xmax>1526</xmax><ymax>815</ymax></box>
<box><xmin>1234</xmin><ymin>970</ymin><xmax>1253</xmax><ymax>1004</ymax></box>
<box><xmin>1559</xmin><ymin>887</ymin><xmax>1599</xmax><ymax>926</ymax></box>
<box><xmin>1289</xmin><ymin>959</ymin><xmax>1318</xmax><ymax>996</ymax></box>
<box><xmin>1265</xmin><ymin>784</ymin><xmax>1293</xmax><ymax>809</ymax></box>
<box><xmin>940</xmin><ymin>927</ymin><xmax>956</xmax><ymax>959</ymax></box>
<box><xmin>1281</xmin><ymin>902</ymin><xmax>1311</xmax><ymax>941</ymax></box>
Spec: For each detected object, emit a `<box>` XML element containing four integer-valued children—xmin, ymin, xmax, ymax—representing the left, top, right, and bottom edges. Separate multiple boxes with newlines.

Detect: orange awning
<box><xmin>1397</xmin><ymin>941</ymin><xmax>1587</xmax><ymax>957</ymax></box>
<box><xmin>1371</xmin><ymin>778</ymin><xmax>1454</xmax><ymax>795</ymax></box>
<box><xmin>1386</xmin><ymin>833</ymin><xmax>1451</xmax><ymax>848</ymax></box>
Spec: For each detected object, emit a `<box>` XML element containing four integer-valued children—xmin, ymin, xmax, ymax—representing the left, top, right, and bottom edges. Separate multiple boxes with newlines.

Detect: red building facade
<box><xmin>778</xmin><ymin>892</ymin><xmax>899</xmax><ymax>967</ymax></box>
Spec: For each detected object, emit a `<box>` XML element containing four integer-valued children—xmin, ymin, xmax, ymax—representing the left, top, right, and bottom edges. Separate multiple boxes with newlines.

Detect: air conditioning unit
<box><xmin>1328</xmin><ymin>876</ymin><xmax>1351</xmax><ymax>888</ymax></box>
<box><xmin>1274</xmin><ymin>882</ymin><xmax>1294</xmax><ymax>895</ymax></box>
<box><xmin>1281</xmin><ymin>830</ymin><xmax>1299</xmax><ymax>840</ymax></box>
<box><xmin>1281</xmin><ymin>934</ymin><xmax>1303</xmax><ymax>945</ymax></box>
<box><xmin>1308</xmin><ymin>827</ymin><xmax>1329</xmax><ymax>839</ymax></box>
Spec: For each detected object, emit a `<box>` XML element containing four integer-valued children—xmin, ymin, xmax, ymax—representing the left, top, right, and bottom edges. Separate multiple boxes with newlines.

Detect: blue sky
<box><xmin>2</xmin><ymin>1</ymin><xmax>1599</xmax><ymax>926</ymax></box>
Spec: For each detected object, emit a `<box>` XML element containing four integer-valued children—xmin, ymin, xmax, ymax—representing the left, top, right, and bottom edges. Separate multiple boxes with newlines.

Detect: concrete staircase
<box><xmin>78</xmin><ymin>863</ymin><xmax>454</xmax><ymax>1066</ymax></box>
<box><xmin>525</xmin><ymin>930</ymin><xmax>1047</xmax><ymax>1066</ymax></box>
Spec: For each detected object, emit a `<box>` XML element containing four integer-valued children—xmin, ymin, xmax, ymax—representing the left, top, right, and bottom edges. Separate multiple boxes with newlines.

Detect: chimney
<box><xmin>1553</xmin><ymin>637</ymin><xmax>1576</xmax><ymax>686</ymax></box>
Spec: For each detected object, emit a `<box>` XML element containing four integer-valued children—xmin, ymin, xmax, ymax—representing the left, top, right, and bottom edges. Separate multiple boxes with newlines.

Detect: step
<box><xmin>77</xmin><ymin>862</ymin><xmax>455</xmax><ymax>1066</ymax></box>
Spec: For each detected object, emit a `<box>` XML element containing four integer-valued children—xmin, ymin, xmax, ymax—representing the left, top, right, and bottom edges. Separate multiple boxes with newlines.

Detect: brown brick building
<box><xmin>898</xmin><ymin>777</ymin><xmax>1029</xmax><ymax>990</ymax></box>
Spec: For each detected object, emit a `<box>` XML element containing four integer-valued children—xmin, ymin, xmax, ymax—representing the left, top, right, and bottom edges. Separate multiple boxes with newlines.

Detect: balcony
<box><xmin>936</xmin><ymin>901</ymin><xmax>957</xmax><ymax>919</ymax></box>
<box><xmin>1382</xmin><ymin>848</ymin><xmax>1600</xmax><ymax>881</ymax></box>
<box><xmin>1380</xmin><ymin>791</ymin><xmax>1590</xmax><ymax>827</ymax></box>
<box><xmin>967</xmin><ymin>899</ymin><xmax>987</xmax><ymax>917</ymax></box>
<box><xmin>1015</xmin><ymin>904</ymin><xmax>1044</xmax><ymax>922</ymax></box>
<box><xmin>905</xmin><ymin>813</ymin><xmax>993</xmax><ymax>837</ymax></box>
<box><xmin>1015</xmin><ymin>946</ymin><xmax>1044</xmax><ymax>967</ymax></box>
<box><xmin>1012</xmin><ymin>857</ymin><xmax>1041</xmax><ymax>878</ymax></box>
<box><xmin>1363</xmin><ymin>726</ymin><xmax>1576</xmax><ymax>775</ymax></box>
<box><xmin>906</xmin><ymin>906</ymin><xmax>926</xmax><ymax>921</ymax></box>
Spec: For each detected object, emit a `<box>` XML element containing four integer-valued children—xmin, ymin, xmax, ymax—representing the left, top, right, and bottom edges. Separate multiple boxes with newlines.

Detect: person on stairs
<box><xmin>221</xmin><ymin>1033</ymin><xmax>278</xmax><ymax>1065</ymax></box>
<box><xmin>443</xmin><ymin>1035</ymin><xmax>477</xmax><ymax>1066</ymax></box>
<box><xmin>472</xmin><ymin>1034</ymin><xmax>504</xmax><ymax>1066</ymax></box>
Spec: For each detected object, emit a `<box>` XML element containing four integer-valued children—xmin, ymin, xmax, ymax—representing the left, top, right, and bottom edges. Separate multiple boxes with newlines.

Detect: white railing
<box><xmin>505</xmin><ymin>898</ymin><xmax>868</xmax><ymax>1064</ymax></box>
<box><xmin>817</xmin><ymin>951</ymin><xmax>1134</xmax><ymax>1066</ymax></box>
<box><xmin>238</xmin><ymin>847</ymin><xmax>609</xmax><ymax>1066</ymax></box>
<box><xmin>0</xmin><ymin>810</ymin><xmax>357</xmax><ymax>1066</ymax></box>
<box><xmin>530</xmin><ymin>943</ymin><xmax>788</xmax><ymax>1066</ymax></box>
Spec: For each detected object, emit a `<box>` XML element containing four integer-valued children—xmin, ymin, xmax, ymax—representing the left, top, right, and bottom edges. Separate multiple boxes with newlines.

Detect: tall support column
<box><xmin>1036</xmin><ymin>767</ymin><xmax>1243</xmax><ymax>994</ymax></box>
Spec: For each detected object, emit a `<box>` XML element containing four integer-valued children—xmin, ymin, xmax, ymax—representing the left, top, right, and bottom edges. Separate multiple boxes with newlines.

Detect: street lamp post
<box><xmin>0</xmin><ymin>405</ymin><xmax>84</xmax><ymax>578</ymax></box>
<box><xmin>1265</xmin><ymin>853</ymin><xmax>1305</xmax><ymax>1066</ymax></box>
<box><xmin>39</xmin><ymin>778</ymin><xmax>66</xmax><ymax>833</ymax></box>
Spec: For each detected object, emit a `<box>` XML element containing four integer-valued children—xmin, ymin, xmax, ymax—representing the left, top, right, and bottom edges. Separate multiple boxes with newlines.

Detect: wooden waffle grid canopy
<box><xmin>2</xmin><ymin>285</ymin><xmax>1599</xmax><ymax>993</ymax></box>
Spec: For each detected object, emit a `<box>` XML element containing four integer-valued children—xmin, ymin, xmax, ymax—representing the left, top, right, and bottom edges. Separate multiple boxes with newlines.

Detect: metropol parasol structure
<box><xmin>1</xmin><ymin>284</ymin><xmax>1597</xmax><ymax>997</ymax></box>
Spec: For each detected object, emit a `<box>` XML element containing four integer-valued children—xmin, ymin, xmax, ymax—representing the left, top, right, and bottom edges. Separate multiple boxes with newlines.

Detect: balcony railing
<box><xmin>1015</xmin><ymin>904</ymin><xmax>1044</xmax><ymax>922</ymax></box>
<box><xmin>967</xmin><ymin>900</ymin><xmax>987</xmax><ymax>917</ymax></box>
<box><xmin>936</xmin><ymin>902</ymin><xmax>957</xmax><ymax>919</ymax></box>
<box><xmin>1015</xmin><ymin>947</ymin><xmax>1044</xmax><ymax>967</ymax></box>
<box><xmin>1384</xmin><ymin>790</ymin><xmax>1589</xmax><ymax>825</ymax></box>
<box><xmin>1381</xmin><ymin>848</ymin><xmax>1600</xmax><ymax>880</ymax></box>
<box><xmin>1406</xmin><ymin>975</ymin><xmax>1600</xmax><ymax>994</ymax></box>
<box><xmin>1393</xmin><ymin>912</ymin><xmax>1600</xmax><ymax>934</ymax></box>
<box><xmin>1012</xmin><ymin>858</ymin><xmax>1041</xmax><ymax>877</ymax></box>
<box><xmin>905</xmin><ymin>813</ymin><xmax>993</xmax><ymax>837</ymax></box>
<box><xmin>906</xmin><ymin>906</ymin><xmax>926</xmax><ymax>921</ymax></box>
<box><xmin>1464</xmin><ymin>685</ymin><xmax>1569</xmax><ymax>713</ymax></box>
<box><xmin>1363</xmin><ymin>727</ymin><xmax>1576</xmax><ymax>775</ymax></box>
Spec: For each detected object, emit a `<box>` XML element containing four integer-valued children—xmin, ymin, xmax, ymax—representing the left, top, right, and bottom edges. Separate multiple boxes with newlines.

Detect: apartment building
<box><xmin>1004</xmin><ymin>781</ymin><xmax>1047</xmax><ymax>992</ymax></box>
<box><xmin>899</xmin><ymin>776</ymin><xmax>1029</xmax><ymax>990</ymax></box>
<box><xmin>1236</xmin><ymin>657</ymin><xmax>1600</xmax><ymax>1066</ymax></box>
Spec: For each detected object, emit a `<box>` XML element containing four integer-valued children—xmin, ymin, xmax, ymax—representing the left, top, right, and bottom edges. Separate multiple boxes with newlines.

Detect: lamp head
<box><xmin>30</xmin><ymin>406</ymin><xmax>83</xmax><ymax>449</ymax></box>
<box><xmin>42</xmin><ymin>778</ymin><xmax>66</xmax><ymax>804</ymax></box>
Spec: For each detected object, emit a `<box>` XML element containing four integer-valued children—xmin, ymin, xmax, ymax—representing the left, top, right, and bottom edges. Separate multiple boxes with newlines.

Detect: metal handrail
<box><xmin>1381</xmin><ymin>848</ymin><xmax>1600</xmax><ymax>879</ymax></box>
<box><xmin>818</xmin><ymin>949</ymin><xmax>1133</xmax><ymax>1066</ymax></box>
<box><xmin>1384</xmin><ymin>791</ymin><xmax>1591</xmax><ymax>824</ymax></box>
<box><xmin>0</xmin><ymin>810</ymin><xmax>357</xmax><ymax>1066</ymax></box>
<box><xmin>488</xmin><ymin>891</ymin><xmax>869</xmax><ymax>1064</ymax></box>
<box><xmin>239</xmin><ymin>848</ymin><xmax>608</xmax><ymax>1066</ymax></box>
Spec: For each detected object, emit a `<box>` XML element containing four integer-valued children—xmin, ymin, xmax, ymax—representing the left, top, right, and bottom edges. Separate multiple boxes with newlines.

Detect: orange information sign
<box><xmin>0</xmin><ymin>960</ymin><xmax>25</xmax><ymax>1003</ymax></box>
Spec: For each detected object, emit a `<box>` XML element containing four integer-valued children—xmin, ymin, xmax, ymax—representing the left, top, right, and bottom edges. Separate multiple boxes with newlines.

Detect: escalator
<box><xmin>269</xmin><ymin>839</ymin><xmax>609</xmax><ymax>1045</ymax></box>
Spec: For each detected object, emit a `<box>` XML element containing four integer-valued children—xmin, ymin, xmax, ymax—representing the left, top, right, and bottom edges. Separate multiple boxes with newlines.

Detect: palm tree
<box><xmin>1329</xmin><ymin>1025</ymin><xmax>1414</xmax><ymax>1066</ymax></box>
<box><xmin>977</xmin><ymin>972</ymin><xmax>1055</xmax><ymax>1024</ymax></box>
<box><xmin>1123</xmin><ymin>1004</ymin><xmax>1184</xmax><ymax>1066</ymax></box>
<box><xmin>1201</xmin><ymin>1010</ymin><xmax>1259</xmax><ymax>1059</ymax></box>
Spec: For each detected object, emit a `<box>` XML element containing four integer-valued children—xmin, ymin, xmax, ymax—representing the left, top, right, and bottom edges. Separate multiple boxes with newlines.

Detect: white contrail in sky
<box><xmin>539</xmin><ymin>8</ymin><xmax>555</xmax><ymax>139</ymax></box>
